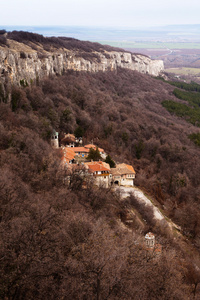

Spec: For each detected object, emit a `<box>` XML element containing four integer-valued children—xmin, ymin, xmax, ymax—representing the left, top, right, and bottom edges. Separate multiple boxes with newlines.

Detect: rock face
<box><xmin>0</xmin><ymin>39</ymin><xmax>164</xmax><ymax>86</ymax></box>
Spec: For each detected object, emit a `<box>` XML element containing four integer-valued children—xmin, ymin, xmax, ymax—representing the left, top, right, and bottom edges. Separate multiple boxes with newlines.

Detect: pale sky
<box><xmin>1</xmin><ymin>0</ymin><xmax>200</xmax><ymax>28</ymax></box>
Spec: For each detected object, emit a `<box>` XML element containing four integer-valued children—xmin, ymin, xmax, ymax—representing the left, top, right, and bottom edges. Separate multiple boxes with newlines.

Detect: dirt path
<box><xmin>116</xmin><ymin>186</ymin><xmax>164</xmax><ymax>221</ymax></box>
<box><xmin>116</xmin><ymin>186</ymin><xmax>182</xmax><ymax>233</ymax></box>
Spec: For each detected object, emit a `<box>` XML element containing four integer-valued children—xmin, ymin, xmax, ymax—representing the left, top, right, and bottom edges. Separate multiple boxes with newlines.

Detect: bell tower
<box><xmin>51</xmin><ymin>130</ymin><xmax>59</xmax><ymax>148</ymax></box>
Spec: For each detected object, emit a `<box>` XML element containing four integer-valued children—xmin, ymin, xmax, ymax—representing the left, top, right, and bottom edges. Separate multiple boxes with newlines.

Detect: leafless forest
<box><xmin>1</xmin><ymin>67</ymin><xmax>200</xmax><ymax>299</ymax></box>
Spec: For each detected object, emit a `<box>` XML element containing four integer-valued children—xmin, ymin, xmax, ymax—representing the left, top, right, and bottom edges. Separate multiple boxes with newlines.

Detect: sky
<box><xmin>1</xmin><ymin>0</ymin><xmax>200</xmax><ymax>28</ymax></box>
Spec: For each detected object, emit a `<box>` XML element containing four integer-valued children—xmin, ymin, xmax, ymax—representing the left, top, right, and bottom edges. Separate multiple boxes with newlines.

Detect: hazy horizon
<box><xmin>2</xmin><ymin>24</ymin><xmax>200</xmax><ymax>45</ymax></box>
<box><xmin>2</xmin><ymin>0</ymin><xmax>200</xmax><ymax>28</ymax></box>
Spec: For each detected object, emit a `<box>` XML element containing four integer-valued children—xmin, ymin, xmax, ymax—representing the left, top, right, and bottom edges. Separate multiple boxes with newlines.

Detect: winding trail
<box><xmin>115</xmin><ymin>186</ymin><xmax>182</xmax><ymax>233</ymax></box>
<box><xmin>116</xmin><ymin>186</ymin><xmax>164</xmax><ymax>221</ymax></box>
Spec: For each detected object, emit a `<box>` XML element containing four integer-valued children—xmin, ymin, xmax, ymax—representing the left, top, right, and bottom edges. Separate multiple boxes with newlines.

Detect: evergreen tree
<box><xmin>87</xmin><ymin>147</ymin><xmax>101</xmax><ymax>161</ymax></box>
<box><xmin>105</xmin><ymin>154</ymin><xmax>116</xmax><ymax>168</ymax></box>
<box><xmin>74</xmin><ymin>126</ymin><xmax>84</xmax><ymax>137</ymax></box>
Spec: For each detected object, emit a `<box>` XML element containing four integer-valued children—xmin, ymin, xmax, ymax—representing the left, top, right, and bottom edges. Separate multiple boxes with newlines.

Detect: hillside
<box><xmin>0</xmin><ymin>35</ymin><xmax>200</xmax><ymax>298</ymax></box>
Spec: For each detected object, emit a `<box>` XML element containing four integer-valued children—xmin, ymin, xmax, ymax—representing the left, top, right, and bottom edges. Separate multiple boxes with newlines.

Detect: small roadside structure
<box><xmin>144</xmin><ymin>232</ymin><xmax>162</xmax><ymax>256</ymax></box>
<box><xmin>84</xmin><ymin>161</ymin><xmax>112</xmax><ymax>188</ymax></box>
<box><xmin>145</xmin><ymin>232</ymin><xmax>155</xmax><ymax>249</ymax></box>
<box><xmin>111</xmin><ymin>163</ymin><xmax>136</xmax><ymax>186</ymax></box>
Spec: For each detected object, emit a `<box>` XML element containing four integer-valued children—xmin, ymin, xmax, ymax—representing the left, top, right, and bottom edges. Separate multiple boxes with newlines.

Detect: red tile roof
<box><xmin>125</xmin><ymin>164</ymin><xmax>135</xmax><ymax>173</ymax></box>
<box><xmin>61</xmin><ymin>147</ymin><xmax>76</xmax><ymax>163</ymax></box>
<box><xmin>73</xmin><ymin>147</ymin><xmax>90</xmax><ymax>153</ymax></box>
<box><xmin>84</xmin><ymin>144</ymin><xmax>105</xmax><ymax>153</ymax></box>
<box><xmin>111</xmin><ymin>163</ymin><xmax>135</xmax><ymax>176</ymax></box>
<box><xmin>61</xmin><ymin>133</ymin><xmax>76</xmax><ymax>144</ymax></box>
<box><xmin>85</xmin><ymin>161</ymin><xmax>110</xmax><ymax>173</ymax></box>
<box><xmin>145</xmin><ymin>232</ymin><xmax>155</xmax><ymax>240</ymax></box>
<box><xmin>84</xmin><ymin>144</ymin><xmax>95</xmax><ymax>149</ymax></box>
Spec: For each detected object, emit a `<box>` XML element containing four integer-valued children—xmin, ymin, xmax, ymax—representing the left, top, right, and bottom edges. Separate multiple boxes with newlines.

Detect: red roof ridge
<box><xmin>84</xmin><ymin>161</ymin><xmax>110</xmax><ymax>172</ymax></box>
<box><xmin>73</xmin><ymin>147</ymin><xmax>90</xmax><ymax>152</ymax></box>
<box><xmin>84</xmin><ymin>144</ymin><xmax>105</xmax><ymax>153</ymax></box>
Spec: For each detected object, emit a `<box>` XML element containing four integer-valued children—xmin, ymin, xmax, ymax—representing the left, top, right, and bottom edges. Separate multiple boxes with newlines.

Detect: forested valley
<box><xmin>1</xmin><ymin>67</ymin><xmax>200</xmax><ymax>299</ymax></box>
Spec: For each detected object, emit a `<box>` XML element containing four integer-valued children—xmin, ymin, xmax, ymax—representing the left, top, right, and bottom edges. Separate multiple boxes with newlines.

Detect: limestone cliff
<box><xmin>0</xmin><ymin>38</ymin><xmax>164</xmax><ymax>86</ymax></box>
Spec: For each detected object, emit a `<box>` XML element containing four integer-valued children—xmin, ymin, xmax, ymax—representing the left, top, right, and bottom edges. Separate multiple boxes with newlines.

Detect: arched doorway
<box><xmin>114</xmin><ymin>180</ymin><xmax>119</xmax><ymax>186</ymax></box>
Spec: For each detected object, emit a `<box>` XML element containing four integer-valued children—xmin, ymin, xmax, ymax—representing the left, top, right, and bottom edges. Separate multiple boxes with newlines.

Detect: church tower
<box><xmin>51</xmin><ymin>129</ymin><xmax>59</xmax><ymax>148</ymax></box>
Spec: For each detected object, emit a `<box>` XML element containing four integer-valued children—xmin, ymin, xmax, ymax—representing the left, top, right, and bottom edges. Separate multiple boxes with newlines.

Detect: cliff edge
<box><xmin>0</xmin><ymin>31</ymin><xmax>164</xmax><ymax>86</ymax></box>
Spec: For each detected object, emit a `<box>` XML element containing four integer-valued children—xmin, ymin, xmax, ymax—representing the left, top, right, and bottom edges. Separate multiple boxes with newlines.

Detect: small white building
<box><xmin>145</xmin><ymin>232</ymin><xmax>155</xmax><ymax>248</ymax></box>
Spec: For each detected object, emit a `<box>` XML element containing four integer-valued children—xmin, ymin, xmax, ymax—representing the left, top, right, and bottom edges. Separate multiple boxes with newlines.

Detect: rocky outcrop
<box><xmin>0</xmin><ymin>39</ymin><xmax>164</xmax><ymax>86</ymax></box>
